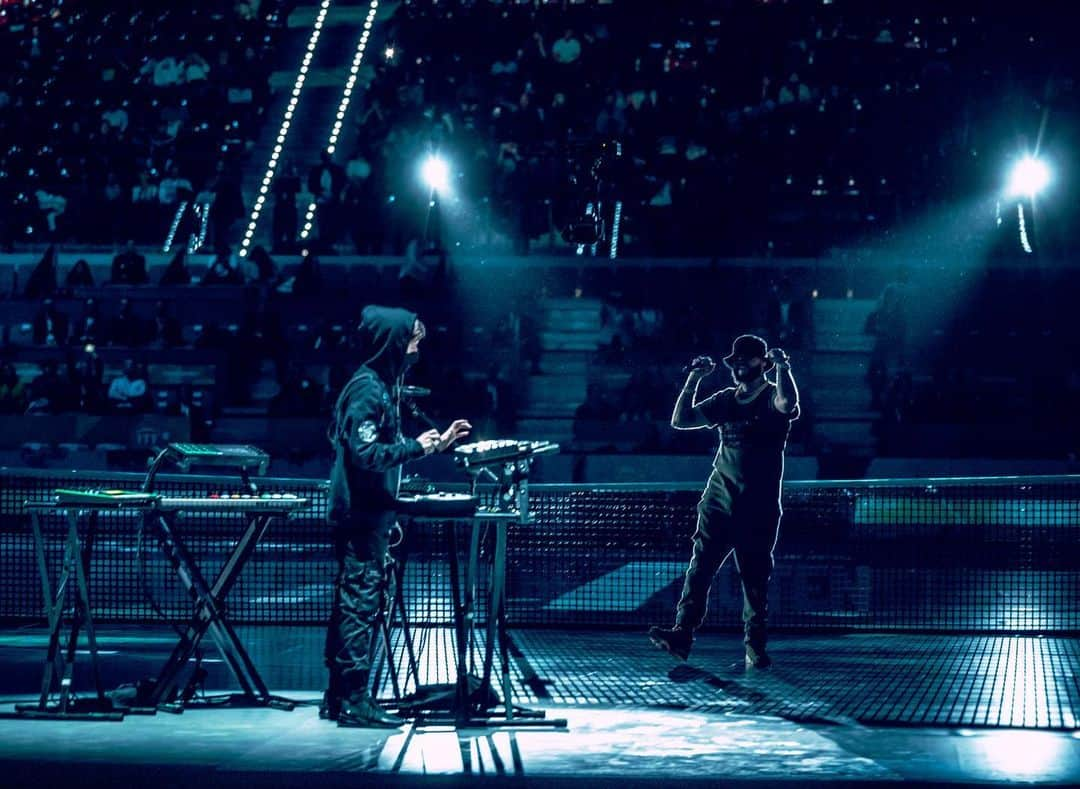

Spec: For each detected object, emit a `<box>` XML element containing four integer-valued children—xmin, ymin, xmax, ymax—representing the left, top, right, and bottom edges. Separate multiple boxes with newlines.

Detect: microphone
<box><xmin>681</xmin><ymin>355</ymin><xmax>715</xmax><ymax>375</ymax></box>
<box><xmin>401</xmin><ymin>386</ymin><xmax>431</xmax><ymax>399</ymax></box>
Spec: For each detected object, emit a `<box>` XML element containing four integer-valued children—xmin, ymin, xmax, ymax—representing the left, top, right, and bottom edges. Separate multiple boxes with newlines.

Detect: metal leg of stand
<box><xmin>146</xmin><ymin>512</ymin><xmax>223</xmax><ymax>707</ymax></box>
<box><xmin>375</xmin><ymin>534</ymin><xmax>424</xmax><ymax>703</ymax></box>
<box><xmin>147</xmin><ymin>512</ymin><xmax>292</xmax><ymax>711</ymax></box>
<box><xmin>56</xmin><ymin>513</ymin><xmax>85</xmax><ymax>714</ymax></box>
<box><xmin>445</xmin><ymin>522</ymin><xmax>471</xmax><ymax>724</ymax></box>
<box><xmin>30</xmin><ymin>511</ymin><xmax>64</xmax><ymax>710</ymax></box>
<box><xmin>73</xmin><ymin>511</ymin><xmax>106</xmax><ymax>706</ymax></box>
<box><xmin>375</xmin><ymin>618</ymin><xmax>401</xmax><ymax>701</ymax></box>
<box><xmin>372</xmin><ymin>559</ymin><xmax>402</xmax><ymax>702</ymax></box>
<box><xmin>466</xmin><ymin>518</ymin><xmax>482</xmax><ymax>677</ymax></box>
<box><xmin>394</xmin><ymin>556</ymin><xmax>422</xmax><ymax>693</ymax></box>
<box><xmin>480</xmin><ymin>522</ymin><xmax>499</xmax><ymax>699</ymax></box>
<box><xmin>489</xmin><ymin>521</ymin><xmax>512</xmax><ymax>720</ymax></box>
<box><xmin>17</xmin><ymin>508</ymin><xmax>122</xmax><ymax>721</ymax></box>
<box><xmin>203</xmin><ymin>513</ymin><xmax>290</xmax><ymax>707</ymax></box>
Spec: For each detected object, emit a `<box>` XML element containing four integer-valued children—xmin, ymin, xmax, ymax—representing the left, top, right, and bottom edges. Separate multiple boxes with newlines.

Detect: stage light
<box><xmin>385</xmin><ymin>46</ymin><xmax>395</xmax><ymax>60</ymax></box>
<box><xmin>1006</xmin><ymin>155</ymin><xmax>1050</xmax><ymax>199</ymax></box>
<box><xmin>421</xmin><ymin>155</ymin><xmax>450</xmax><ymax>193</ymax></box>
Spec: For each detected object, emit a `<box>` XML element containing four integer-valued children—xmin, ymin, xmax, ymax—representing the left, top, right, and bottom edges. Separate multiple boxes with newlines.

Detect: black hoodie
<box><xmin>327</xmin><ymin>306</ymin><xmax>425</xmax><ymax>525</ymax></box>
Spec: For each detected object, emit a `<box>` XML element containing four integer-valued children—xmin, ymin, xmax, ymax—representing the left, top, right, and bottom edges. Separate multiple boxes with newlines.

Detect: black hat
<box><xmin>723</xmin><ymin>334</ymin><xmax>770</xmax><ymax>368</ymax></box>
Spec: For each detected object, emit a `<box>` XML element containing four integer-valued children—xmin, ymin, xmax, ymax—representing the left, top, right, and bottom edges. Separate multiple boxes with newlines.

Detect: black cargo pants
<box><xmin>674</xmin><ymin>470</ymin><xmax>781</xmax><ymax>650</ymax></box>
<box><xmin>324</xmin><ymin>511</ymin><xmax>395</xmax><ymax>699</ymax></box>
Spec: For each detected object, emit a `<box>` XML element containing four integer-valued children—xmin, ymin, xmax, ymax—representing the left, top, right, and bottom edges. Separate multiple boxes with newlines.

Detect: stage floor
<box><xmin>1</xmin><ymin>626</ymin><xmax>1079</xmax><ymax>787</ymax></box>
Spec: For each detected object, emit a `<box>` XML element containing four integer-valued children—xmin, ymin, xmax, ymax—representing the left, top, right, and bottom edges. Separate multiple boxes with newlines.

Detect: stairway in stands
<box><xmin>806</xmin><ymin>298</ymin><xmax>879</xmax><ymax>457</ymax></box>
<box><xmin>515</xmin><ymin>298</ymin><xmax>610</xmax><ymax>443</ymax></box>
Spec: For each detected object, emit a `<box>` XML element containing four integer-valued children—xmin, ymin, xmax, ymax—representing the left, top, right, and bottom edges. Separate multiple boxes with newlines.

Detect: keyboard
<box><xmin>53</xmin><ymin>489</ymin><xmax>159</xmax><ymax>508</ymax></box>
<box><xmin>167</xmin><ymin>443</ymin><xmax>270</xmax><ymax>473</ymax></box>
<box><xmin>156</xmin><ymin>495</ymin><xmax>309</xmax><ymax>512</ymax></box>
<box><xmin>50</xmin><ymin>489</ymin><xmax>308</xmax><ymax>513</ymax></box>
<box><xmin>396</xmin><ymin>492</ymin><xmax>478</xmax><ymax>518</ymax></box>
<box><xmin>453</xmin><ymin>439</ymin><xmax>559</xmax><ymax>468</ymax></box>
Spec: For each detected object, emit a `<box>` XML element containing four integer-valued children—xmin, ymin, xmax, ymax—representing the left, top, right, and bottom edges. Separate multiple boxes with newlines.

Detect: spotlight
<box><xmin>1006</xmin><ymin>155</ymin><xmax>1050</xmax><ymax>199</ymax></box>
<box><xmin>385</xmin><ymin>46</ymin><xmax>395</xmax><ymax>60</ymax></box>
<box><xmin>421</xmin><ymin>155</ymin><xmax>450</xmax><ymax>193</ymax></box>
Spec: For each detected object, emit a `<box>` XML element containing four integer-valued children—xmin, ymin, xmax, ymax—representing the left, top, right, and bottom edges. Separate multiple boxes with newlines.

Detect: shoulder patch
<box><xmin>357</xmin><ymin>420</ymin><xmax>378</xmax><ymax>444</ymax></box>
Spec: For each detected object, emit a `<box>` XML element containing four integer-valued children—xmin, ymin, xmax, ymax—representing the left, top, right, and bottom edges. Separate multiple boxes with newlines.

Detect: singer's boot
<box><xmin>648</xmin><ymin>625</ymin><xmax>694</xmax><ymax>661</ymax></box>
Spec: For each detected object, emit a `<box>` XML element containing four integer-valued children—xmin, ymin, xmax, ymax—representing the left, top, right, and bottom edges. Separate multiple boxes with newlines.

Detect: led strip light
<box><xmin>609</xmin><ymin>200</ymin><xmax>622</xmax><ymax>259</ymax></box>
<box><xmin>1017</xmin><ymin>202</ymin><xmax>1033</xmax><ymax>254</ymax></box>
<box><xmin>239</xmin><ymin>0</ymin><xmax>335</xmax><ymax>258</ymax></box>
<box><xmin>162</xmin><ymin>200</ymin><xmax>188</xmax><ymax>253</ymax></box>
<box><xmin>299</xmin><ymin>0</ymin><xmax>380</xmax><ymax>243</ymax></box>
<box><xmin>189</xmin><ymin>202</ymin><xmax>210</xmax><ymax>253</ymax></box>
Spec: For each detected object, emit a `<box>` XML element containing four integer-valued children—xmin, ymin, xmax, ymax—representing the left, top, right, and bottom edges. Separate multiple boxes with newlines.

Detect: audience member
<box><xmin>110</xmin><ymin>241</ymin><xmax>149</xmax><ymax>285</ymax></box>
<box><xmin>107</xmin><ymin>360</ymin><xmax>150</xmax><ymax>412</ymax></box>
<box><xmin>32</xmin><ymin>299</ymin><xmax>69</xmax><ymax>347</ymax></box>
<box><xmin>71</xmin><ymin>298</ymin><xmax>104</xmax><ymax>347</ymax></box>
<box><xmin>150</xmin><ymin>301</ymin><xmax>184</xmax><ymax>348</ymax></box>
<box><xmin>64</xmin><ymin>259</ymin><xmax>95</xmax><ymax>288</ymax></box>
<box><xmin>109</xmin><ymin>298</ymin><xmax>146</xmax><ymax>347</ymax></box>
<box><xmin>24</xmin><ymin>245</ymin><xmax>58</xmax><ymax>298</ymax></box>
<box><xmin>0</xmin><ymin>363</ymin><xmax>27</xmax><ymax>414</ymax></box>
<box><xmin>26</xmin><ymin>361</ymin><xmax>68</xmax><ymax>414</ymax></box>
<box><xmin>201</xmin><ymin>246</ymin><xmax>244</xmax><ymax>285</ymax></box>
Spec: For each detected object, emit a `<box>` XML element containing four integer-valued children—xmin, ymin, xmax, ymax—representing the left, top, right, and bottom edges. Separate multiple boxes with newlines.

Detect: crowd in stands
<box><xmin>0</xmin><ymin>0</ymin><xmax>288</xmax><ymax>248</ymax></box>
<box><xmin>2</xmin><ymin>1</ymin><xmax>1077</xmax><ymax>257</ymax></box>
<box><xmin>299</xmin><ymin>0</ymin><xmax>1080</xmax><ymax>257</ymax></box>
<box><xmin>1</xmin><ymin>1</ymin><xmax>1078</xmax><ymax>462</ymax></box>
<box><xmin>2</xmin><ymin>242</ymin><xmax>1079</xmax><ymax>459</ymax></box>
<box><xmin>1</xmin><ymin>244</ymin><xmax>531</xmax><ymax>451</ymax></box>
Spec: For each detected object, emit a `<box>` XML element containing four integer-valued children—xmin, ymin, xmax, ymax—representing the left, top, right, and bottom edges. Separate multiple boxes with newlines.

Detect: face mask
<box><xmin>404</xmin><ymin>351</ymin><xmax>420</xmax><ymax>370</ymax></box>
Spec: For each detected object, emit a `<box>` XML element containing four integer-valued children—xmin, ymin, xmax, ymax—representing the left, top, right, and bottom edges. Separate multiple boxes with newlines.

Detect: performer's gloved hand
<box><xmin>766</xmin><ymin>348</ymin><xmax>791</xmax><ymax>370</ymax></box>
<box><xmin>437</xmin><ymin>419</ymin><xmax>472</xmax><ymax>452</ymax></box>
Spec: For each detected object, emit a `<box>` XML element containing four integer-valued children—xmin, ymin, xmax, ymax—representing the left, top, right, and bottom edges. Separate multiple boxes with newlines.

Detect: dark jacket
<box><xmin>327</xmin><ymin>306</ymin><xmax>425</xmax><ymax>526</ymax></box>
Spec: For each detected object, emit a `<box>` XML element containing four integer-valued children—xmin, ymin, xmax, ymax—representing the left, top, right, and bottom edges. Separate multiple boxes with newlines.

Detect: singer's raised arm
<box><xmin>671</xmin><ymin>372</ymin><xmax>712</xmax><ymax>430</ymax></box>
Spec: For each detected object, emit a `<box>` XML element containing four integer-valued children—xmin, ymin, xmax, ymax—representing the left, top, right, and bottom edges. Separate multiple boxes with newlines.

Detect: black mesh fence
<box><xmin>2</xmin><ymin>468</ymin><xmax>1078</xmax><ymax>632</ymax></box>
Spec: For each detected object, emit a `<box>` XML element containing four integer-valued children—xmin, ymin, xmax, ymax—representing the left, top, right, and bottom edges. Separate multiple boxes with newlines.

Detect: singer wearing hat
<box><xmin>649</xmin><ymin>334</ymin><xmax>800</xmax><ymax>669</ymax></box>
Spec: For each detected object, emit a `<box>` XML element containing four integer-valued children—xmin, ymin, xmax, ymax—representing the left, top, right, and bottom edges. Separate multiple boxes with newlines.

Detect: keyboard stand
<box><xmin>14</xmin><ymin>505</ymin><xmax>130</xmax><ymax>721</ymax></box>
<box><xmin>142</xmin><ymin>507</ymin><xmax>296</xmax><ymax>713</ymax></box>
<box><xmin>379</xmin><ymin>511</ymin><xmax>565</xmax><ymax>730</ymax></box>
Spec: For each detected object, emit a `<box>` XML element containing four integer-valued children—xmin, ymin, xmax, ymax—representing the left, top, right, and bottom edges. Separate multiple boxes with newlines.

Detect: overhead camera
<box><xmin>562</xmin><ymin>212</ymin><xmax>603</xmax><ymax>245</ymax></box>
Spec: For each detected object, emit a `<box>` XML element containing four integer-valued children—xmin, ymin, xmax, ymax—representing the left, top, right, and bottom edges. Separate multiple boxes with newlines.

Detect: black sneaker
<box><xmin>318</xmin><ymin>689</ymin><xmax>342</xmax><ymax>720</ymax></box>
<box><xmin>745</xmin><ymin>643</ymin><xmax>772</xmax><ymax>670</ymax></box>
<box><xmin>648</xmin><ymin>626</ymin><xmax>693</xmax><ymax>661</ymax></box>
<box><xmin>337</xmin><ymin>692</ymin><xmax>405</xmax><ymax>729</ymax></box>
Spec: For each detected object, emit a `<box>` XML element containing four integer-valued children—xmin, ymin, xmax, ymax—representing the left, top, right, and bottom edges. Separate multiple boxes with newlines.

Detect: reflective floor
<box><xmin>1</xmin><ymin>626</ymin><xmax>1078</xmax><ymax>787</ymax></box>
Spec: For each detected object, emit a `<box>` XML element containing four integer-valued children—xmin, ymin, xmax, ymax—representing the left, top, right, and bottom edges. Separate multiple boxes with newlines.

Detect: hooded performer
<box><xmin>323</xmin><ymin>305</ymin><xmax>470</xmax><ymax>727</ymax></box>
